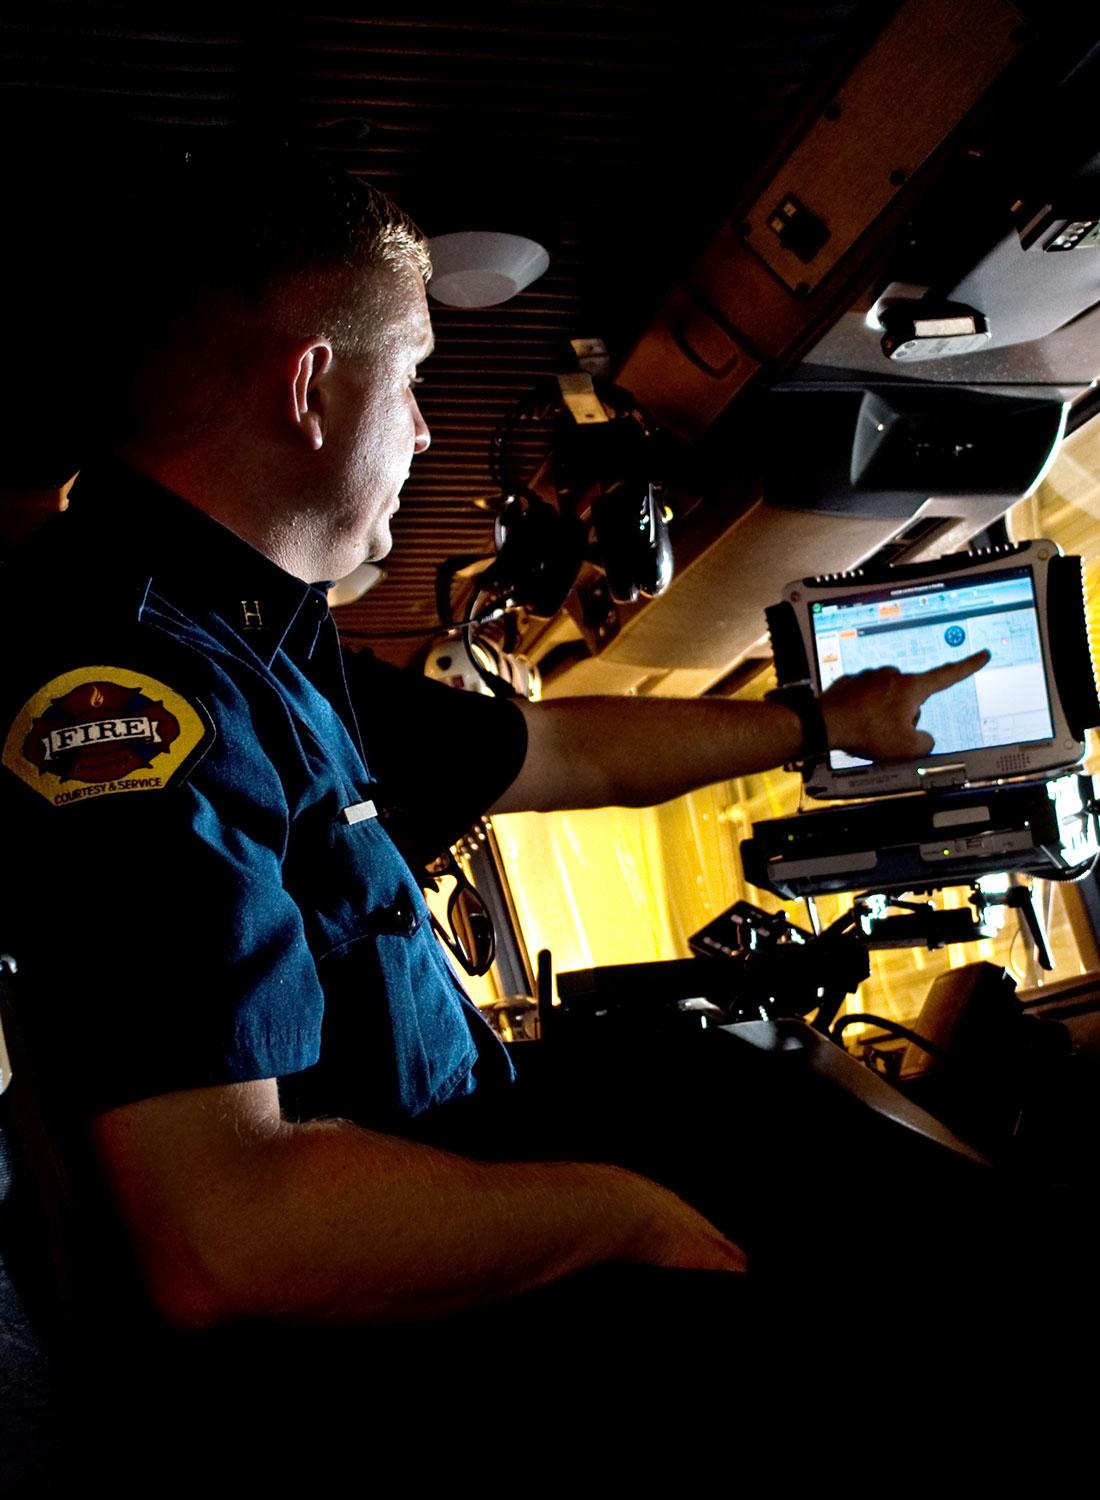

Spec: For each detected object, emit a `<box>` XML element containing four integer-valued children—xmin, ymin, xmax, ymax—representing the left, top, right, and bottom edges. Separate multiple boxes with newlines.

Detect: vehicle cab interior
<box><xmin>5</xmin><ymin>0</ymin><xmax>1100</xmax><ymax>1479</ymax></box>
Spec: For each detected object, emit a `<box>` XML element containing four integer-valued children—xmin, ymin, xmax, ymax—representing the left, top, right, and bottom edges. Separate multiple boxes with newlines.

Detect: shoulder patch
<box><xmin>2</xmin><ymin>666</ymin><xmax>212</xmax><ymax>808</ymax></box>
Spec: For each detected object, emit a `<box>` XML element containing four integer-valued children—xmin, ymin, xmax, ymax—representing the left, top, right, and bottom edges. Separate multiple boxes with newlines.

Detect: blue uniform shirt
<box><xmin>0</xmin><ymin>464</ymin><xmax>523</xmax><ymax>1128</ymax></box>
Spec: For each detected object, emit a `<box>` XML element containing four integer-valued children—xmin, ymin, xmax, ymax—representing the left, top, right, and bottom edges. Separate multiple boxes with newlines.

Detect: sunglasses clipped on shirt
<box><xmin>425</xmin><ymin>848</ymin><xmax>496</xmax><ymax>979</ymax></box>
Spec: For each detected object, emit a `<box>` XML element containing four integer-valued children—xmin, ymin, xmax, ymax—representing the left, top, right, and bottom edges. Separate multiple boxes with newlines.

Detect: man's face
<box><xmin>322</xmin><ymin>263</ymin><xmax>433</xmax><ymax>578</ymax></box>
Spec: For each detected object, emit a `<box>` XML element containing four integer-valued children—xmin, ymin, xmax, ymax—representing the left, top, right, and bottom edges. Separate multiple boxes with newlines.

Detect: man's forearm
<box><xmin>493</xmin><ymin>696</ymin><xmax>805</xmax><ymax>814</ymax></box>
<box><xmin>493</xmin><ymin>653</ymin><xmax>990</xmax><ymax>815</ymax></box>
<box><xmin>207</xmin><ymin>1124</ymin><xmax>740</xmax><ymax>1326</ymax></box>
<box><xmin>91</xmin><ymin>1082</ymin><xmax>744</xmax><ymax>1330</ymax></box>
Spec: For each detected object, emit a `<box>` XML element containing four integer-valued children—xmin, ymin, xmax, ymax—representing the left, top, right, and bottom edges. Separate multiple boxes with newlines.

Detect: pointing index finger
<box><xmin>917</xmin><ymin>649</ymin><xmax>991</xmax><ymax>697</ymax></box>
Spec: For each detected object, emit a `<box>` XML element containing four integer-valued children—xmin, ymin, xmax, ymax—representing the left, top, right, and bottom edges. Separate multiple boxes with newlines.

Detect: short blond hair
<box><xmin>106</xmin><ymin>146</ymin><xmax>432</xmax><ymax>447</ymax></box>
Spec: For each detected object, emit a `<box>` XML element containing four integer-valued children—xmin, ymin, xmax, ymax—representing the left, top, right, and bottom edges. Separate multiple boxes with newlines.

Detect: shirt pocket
<box><xmin>287</xmin><ymin>811</ymin><xmax>480</xmax><ymax>1124</ymax></box>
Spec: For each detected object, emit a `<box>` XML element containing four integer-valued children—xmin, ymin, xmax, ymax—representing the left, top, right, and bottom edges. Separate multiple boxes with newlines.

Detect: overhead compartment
<box><xmin>545</xmin><ymin>0</ymin><xmax>1100</xmax><ymax>697</ymax></box>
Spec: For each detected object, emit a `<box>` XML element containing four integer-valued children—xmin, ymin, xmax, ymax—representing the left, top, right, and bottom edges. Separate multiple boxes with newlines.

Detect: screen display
<box><xmin>810</xmin><ymin>566</ymin><xmax>1054</xmax><ymax>770</ymax></box>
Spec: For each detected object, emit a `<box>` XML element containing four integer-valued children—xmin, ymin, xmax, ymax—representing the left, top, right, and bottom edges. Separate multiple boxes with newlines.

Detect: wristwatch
<box><xmin>765</xmin><ymin>684</ymin><xmax>828</xmax><ymax>770</ymax></box>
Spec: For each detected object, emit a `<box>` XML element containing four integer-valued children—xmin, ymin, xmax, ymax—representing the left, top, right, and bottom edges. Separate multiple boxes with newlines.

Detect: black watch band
<box><xmin>765</xmin><ymin>684</ymin><xmax>828</xmax><ymax>769</ymax></box>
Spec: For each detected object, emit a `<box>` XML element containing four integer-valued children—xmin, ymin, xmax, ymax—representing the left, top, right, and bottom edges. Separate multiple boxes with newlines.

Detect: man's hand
<box><xmin>603</xmin><ymin>1165</ymin><xmax>748</xmax><ymax>1274</ymax></box>
<box><xmin>821</xmin><ymin>649</ymin><xmax>990</xmax><ymax>762</ymax></box>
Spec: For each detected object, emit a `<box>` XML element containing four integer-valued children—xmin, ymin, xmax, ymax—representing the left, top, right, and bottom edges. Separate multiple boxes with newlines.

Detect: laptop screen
<box><xmin>809</xmin><ymin>565</ymin><xmax>1054</xmax><ymax>771</ymax></box>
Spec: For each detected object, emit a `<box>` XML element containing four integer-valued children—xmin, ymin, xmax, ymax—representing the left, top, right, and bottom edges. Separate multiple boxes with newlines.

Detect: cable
<box><xmin>832</xmin><ymin>1012</ymin><xmax>947</xmax><ymax>1060</ymax></box>
<box><xmin>488</xmin><ymin>388</ymin><xmax>559</xmax><ymax>496</ymax></box>
<box><xmin>463</xmin><ymin>590</ymin><xmax>518</xmax><ymax>698</ymax></box>
<box><xmin>355</xmin><ymin>605</ymin><xmax>517</xmax><ymax>641</ymax></box>
<box><xmin>1006</xmin><ymin>921</ymin><xmax>1027</xmax><ymax>986</ymax></box>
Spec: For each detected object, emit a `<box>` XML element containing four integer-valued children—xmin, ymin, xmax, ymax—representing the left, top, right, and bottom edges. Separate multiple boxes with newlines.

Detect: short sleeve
<box><xmin>2</xmin><ymin>651</ymin><xmax>327</xmax><ymax>1116</ymax></box>
<box><xmin>342</xmin><ymin>649</ymin><xmax>528</xmax><ymax>864</ymax></box>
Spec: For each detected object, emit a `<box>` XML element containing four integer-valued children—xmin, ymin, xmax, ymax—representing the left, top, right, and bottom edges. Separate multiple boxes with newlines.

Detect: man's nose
<box><xmin>413</xmin><ymin>398</ymin><xmax>431</xmax><ymax>454</ymax></box>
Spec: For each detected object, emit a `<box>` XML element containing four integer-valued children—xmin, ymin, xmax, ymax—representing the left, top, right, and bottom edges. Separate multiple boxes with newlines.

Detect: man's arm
<box><xmin>90</xmin><ymin>1081</ymin><xmax>745</xmax><ymax>1330</ymax></box>
<box><xmin>492</xmin><ymin>653</ymin><xmax>989</xmax><ymax>814</ymax></box>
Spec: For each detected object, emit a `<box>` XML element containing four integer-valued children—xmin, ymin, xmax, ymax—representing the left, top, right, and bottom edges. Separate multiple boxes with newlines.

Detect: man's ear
<box><xmin>288</xmin><ymin>338</ymin><xmax>334</xmax><ymax>451</ymax></box>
